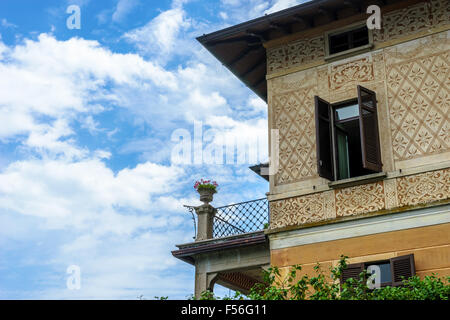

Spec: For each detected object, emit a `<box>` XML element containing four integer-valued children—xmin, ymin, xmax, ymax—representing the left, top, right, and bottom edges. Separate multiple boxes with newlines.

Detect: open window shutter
<box><xmin>357</xmin><ymin>85</ymin><xmax>382</xmax><ymax>172</ymax></box>
<box><xmin>315</xmin><ymin>96</ymin><xmax>334</xmax><ymax>180</ymax></box>
<box><xmin>340</xmin><ymin>263</ymin><xmax>365</xmax><ymax>286</ymax></box>
<box><xmin>390</xmin><ymin>254</ymin><xmax>415</xmax><ymax>287</ymax></box>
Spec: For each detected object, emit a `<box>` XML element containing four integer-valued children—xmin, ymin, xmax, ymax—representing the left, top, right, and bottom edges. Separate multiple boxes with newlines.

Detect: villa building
<box><xmin>172</xmin><ymin>0</ymin><xmax>450</xmax><ymax>297</ymax></box>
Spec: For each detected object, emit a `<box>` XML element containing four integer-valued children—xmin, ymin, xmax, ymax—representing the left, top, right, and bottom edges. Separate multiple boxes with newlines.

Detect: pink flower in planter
<box><xmin>194</xmin><ymin>179</ymin><xmax>219</xmax><ymax>191</ymax></box>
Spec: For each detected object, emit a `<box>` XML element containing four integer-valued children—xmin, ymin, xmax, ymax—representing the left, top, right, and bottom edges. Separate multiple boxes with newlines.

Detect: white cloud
<box><xmin>1</xmin><ymin>18</ymin><xmax>17</xmax><ymax>29</ymax></box>
<box><xmin>123</xmin><ymin>7</ymin><xmax>191</xmax><ymax>62</ymax></box>
<box><xmin>0</xmin><ymin>156</ymin><xmax>192</xmax><ymax>298</ymax></box>
<box><xmin>0</xmin><ymin>34</ymin><xmax>176</xmax><ymax>143</ymax></box>
<box><xmin>112</xmin><ymin>0</ymin><xmax>139</xmax><ymax>22</ymax></box>
<box><xmin>264</xmin><ymin>0</ymin><xmax>308</xmax><ymax>14</ymax></box>
<box><xmin>0</xmin><ymin>159</ymin><xmax>184</xmax><ymax>225</ymax></box>
<box><xmin>219</xmin><ymin>0</ymin><xmax>310</xmax><ymax>23</ymax></box>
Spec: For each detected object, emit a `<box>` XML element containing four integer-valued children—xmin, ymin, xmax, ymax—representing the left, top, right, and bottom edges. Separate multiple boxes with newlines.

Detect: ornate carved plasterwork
<box><xmin>397</xmin><ymin>169</ymin><xmax>450</xmax><ymax>206</ymax></box>
<box><xmin>373</xmin><ymin>2</ymin><xmax>431</xmax><ymax>43</ymax></box>
<box><xmin>269</xmin><ymin>192</ymin><xmax>330</xmax><ymax>229</ymax></box>
<box><xmin>270</xmin><ymin>32</ymin><xmax>448</xmax><ymax>188</ymax></box>
<box><xmin>266</xmin><ymin>1</ymin><xmax>449</xmax><ymax>230</ymax></box>
<box><xmin>266</xmin><ymin>0</ymin><xmax>448</xmax><ymax>75</ymax></box>
<box><xmin>384</xmin><ymin>178</ymin><xmax>398</xmax><ymax>210</ymax></box>
<box><xmin>328</xmin><ymin>57</ymin><xmax>374</xmax><ymax>91</ymax></box>
<box><xmin>335</xmin><ymin>182</ymin><xmax>385</xmax><ymax>217</ymax></box>
<box><xmin>272</xmin><ymin>85</ymin><xmax>318</xmax><ymax>186</ymax></box>
<box><xmin>431</xmin><ymin>0</ymin><xmax>450</xmax><ymax>27</ymax></box>
<box><xmin>267</xmin><ymin>36</ymin><xmax>325</xmax><ymax>75</ymax></box>
<box><xmin>387</xmin><ymin>49</ymin><xmax>450</xmax><ymax>161</ymax></box>
<box><xmin>269</xmin><ymin>168</ymin><xmax>449</xmax><ymax>230</ymax></box>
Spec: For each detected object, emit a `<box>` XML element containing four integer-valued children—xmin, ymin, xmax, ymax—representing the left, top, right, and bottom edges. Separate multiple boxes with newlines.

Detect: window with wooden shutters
<box><xmin>340</xmin><ymin>254</ymin><xmax>416</xmax><ymax>289</ymax></box>
<box><xmin>390</xmin><ymin>254</ymin><xmax>416</xmax><ymax>287</ymax></box>
<box><xmin>340</xmin><ymin>262</ymin><xmax>365</xmax><ymax>286</ymax></box>
<box><xmin>357</xmin><ymin>85</ymin><xmax>382</xmax><ymax>172</ymax></box>
<box><xmin>314</xmin><ymin>86</ymin><xmax>383</xmax><ymax>181</ymax></box>
<box><xmin>315</xmin><ymin>96</ymin><xmax>334</xmax><ymax>181</ymax></box>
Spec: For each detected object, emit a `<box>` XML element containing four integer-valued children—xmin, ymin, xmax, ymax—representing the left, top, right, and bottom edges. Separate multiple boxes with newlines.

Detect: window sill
<box><xmin>324</xmin><ymin>43</ymin><xmax>374</xmax><ymax>62</ymax></box>
<box><xmin>328</xmin><ymin>172</ymin><xmax>387</xmax><ymax>189</ymax></box>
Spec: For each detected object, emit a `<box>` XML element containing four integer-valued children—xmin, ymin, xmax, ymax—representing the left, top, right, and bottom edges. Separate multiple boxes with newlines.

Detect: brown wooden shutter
<box><xmin>315</xmin><ymin>96</ymin><xmax>334</xmax><ymax>181</ymax></box>
<box><xmin>390</xmin><ymin>254</ymin><xmax>415</xmax><ymax>287</ymax></box>
<box><xmin>340</xmin><ymin>262</ymin><xmax>365</xmax><ymax>286</ymax></box>
<box><xmin>357</xmin><ymin>85</ymin><xmax>382</xmax><ymax>172</ymax></box>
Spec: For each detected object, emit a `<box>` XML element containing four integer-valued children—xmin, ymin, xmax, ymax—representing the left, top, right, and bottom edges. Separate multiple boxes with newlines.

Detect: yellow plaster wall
<box><xmin>271</xmin><ymin>223</ymin><xmax>450</xmax><ymax>281</ymax></box>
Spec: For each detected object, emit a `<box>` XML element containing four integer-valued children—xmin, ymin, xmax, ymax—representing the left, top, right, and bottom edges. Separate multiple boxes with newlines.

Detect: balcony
<box><xmin>172</xmin><ymin>197</ymin><xmax>270</xmax><ymax>297</ymax></box>
<box><xmin>184</xmin><ymin>198</ymin><xmax>269</xmax><ymax>239</ymax></box>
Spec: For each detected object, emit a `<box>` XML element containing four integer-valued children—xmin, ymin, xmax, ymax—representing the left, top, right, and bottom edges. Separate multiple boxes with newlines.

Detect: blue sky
<box><xmin>0</xmin><ymin>0</ymin><xmax>307</xmax><ymax>299</ymax></box>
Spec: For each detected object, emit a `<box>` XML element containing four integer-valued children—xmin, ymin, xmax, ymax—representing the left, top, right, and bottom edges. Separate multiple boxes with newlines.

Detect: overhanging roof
<box><xmin>249</xmin><ymin>163</ymin><xmax>269</xmax><ymax>181</ymax></box>
<box><xmin>196</xmin><ymin>0</ymin><xmax>412</xmax><ymax>102</ymax></box>
<box><xmin>172</xmin><ymin>231</ymin><xmax>267</xmax><ymax>265</ymax></box>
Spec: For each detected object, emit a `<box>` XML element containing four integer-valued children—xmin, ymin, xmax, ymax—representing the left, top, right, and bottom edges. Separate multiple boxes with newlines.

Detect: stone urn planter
<box><xmin>194</xmin><ymin>179</ymin><xmax>218</xmax><ymax>205</ymax></box>
<box><xmin>197</xmin><ymin>187</ymin><xmax>216</xmax><ymax>205</ymax></box>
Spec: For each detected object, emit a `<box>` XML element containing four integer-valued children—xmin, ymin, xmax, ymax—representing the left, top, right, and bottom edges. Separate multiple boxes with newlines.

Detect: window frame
<box><xmin>324</xmin><ymin>22</ymin><xmax>374</xmax><ymax>61</ymax></box>
<box><xmin>331</xmin><ymin>98</ymin><xmax>359</xmax><ymax>181</ymax></box>
<box><xmin>340</xmin><ymin>254</ymin><xmax>416</xmax><ymax>289</ymax></box>
<box><xmin>364</xmin><ymin>259</ymin><xmax>394</xmax><ymax>288</ymax></box>
<box><xmin>314</xmin><ymin>86</ymin><xmax>383</xmax><ymax>182</ymax></box>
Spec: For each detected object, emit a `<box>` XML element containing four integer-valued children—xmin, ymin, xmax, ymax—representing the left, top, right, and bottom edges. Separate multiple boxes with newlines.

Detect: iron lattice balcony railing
<box><xmin>213</xmin><ymin>198</ymin><xmax>269</xmax><ymax>238</ymax></box>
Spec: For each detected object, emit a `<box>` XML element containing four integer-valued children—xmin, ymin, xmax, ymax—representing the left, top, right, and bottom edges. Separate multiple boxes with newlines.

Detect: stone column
<box><xmin>194</xmin><ymin>204</ymin><xmax>216</xmax><ymax>241</ymax></box>
<box><xmin>194</xmin><ymin>263</ymin><xmax>217</xmax><ymax>298</ymax></box>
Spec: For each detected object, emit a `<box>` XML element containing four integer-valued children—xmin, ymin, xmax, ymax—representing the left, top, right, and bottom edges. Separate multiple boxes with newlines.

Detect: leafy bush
<box><xmin>197</xmin><ymin>255</ymin><xmax>450</xmax><ymax>300</ymax></box>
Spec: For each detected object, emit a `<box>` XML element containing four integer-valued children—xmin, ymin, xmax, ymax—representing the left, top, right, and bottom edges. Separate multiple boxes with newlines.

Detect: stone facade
<box><xmin>269</xmin><ymin>31</ymin><xmax>449</xmax><ymax>188</ymax></box>
<box><xmin>267</xmin><ymin>0</ymin><xmax>450</xmax><ymax>230</ymax></box>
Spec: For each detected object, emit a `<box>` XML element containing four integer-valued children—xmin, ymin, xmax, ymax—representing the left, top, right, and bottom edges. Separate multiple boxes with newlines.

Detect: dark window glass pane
<box><xmin>336</xmin><ymin>128</ymin><xmax>350</xmax><ymax>180</ymax></box>
<box><xmin>336</xmin><ymin>104</ymin><xmax>359</xmax><ymax>120</ymax></box>
<box><xmin>329</xmin><ymin>33</ymin><xmax>349</xmax><ymax>54</ymax></box>
<box><xmin>329</xmin><ymin>27</ymin><xmax>369</xmax><ymax>55</ymax></box>
<box><xmin>378</xmin><ymin>263</ymin><xmax>392</xmax><ymax>284</ymax></box>
<box><xmin>367</xmin><ymin>262</ymin><xmax>392</xmax><ymax>284</ymax></box>
<box><xmin>351</xmin><ymin>28</ymin><xmax>369</xmax><ymax>48</ymax></box>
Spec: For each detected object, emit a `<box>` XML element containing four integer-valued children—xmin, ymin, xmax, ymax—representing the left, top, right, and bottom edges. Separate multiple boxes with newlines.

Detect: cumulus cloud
<box><xmin>0</xmin><ymin>159</ymin><xmax>184</xmax><ymax>226</ymax></box>
<box><xmin>0</xmin><ymin>34</ymin><xmax>176</xmax><ymax>143</ymax></box>
<box><xmin>123</xmin><ymin>6</ymin><xmax>191</xmax><ymax>62</ymax></box>
<box><xmin>0</xmin><ymin>156</ymin><xmax>192</xmax><ymax>298</ymax></box>
<box><xmin>112</xmin><ymin>0</ymin><xmax>139</xmax><ymax>23</ymax></box>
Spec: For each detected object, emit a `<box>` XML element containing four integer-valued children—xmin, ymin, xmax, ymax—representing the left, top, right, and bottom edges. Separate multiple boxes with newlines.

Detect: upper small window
<box><xmin>325</xmin><ymin>25</ymin><xmax>372</xmax><ymax>59</ymax></box>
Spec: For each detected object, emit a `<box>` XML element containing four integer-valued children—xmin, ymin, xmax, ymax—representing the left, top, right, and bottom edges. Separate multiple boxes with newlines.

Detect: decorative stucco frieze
<box><xmin>397</xmin><ymin>169</ymin><xmax>450</xmax><ymax>206</ymax></box>
<box><xmin>269</xmin><ymin>168</ymin><xmax>450</xmax><ymax>230</ymax></box>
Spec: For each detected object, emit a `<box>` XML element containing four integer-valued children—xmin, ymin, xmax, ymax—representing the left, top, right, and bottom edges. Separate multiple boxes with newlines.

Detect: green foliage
<box><xmin>198</xmin><ymin>255</ymin><xmax>450</xmax><ymax>300</ymax></box>
<box><xmin>197</xmin><ymin>184</ymin><xmax>217</xmax><ymax>192</ymax></box>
